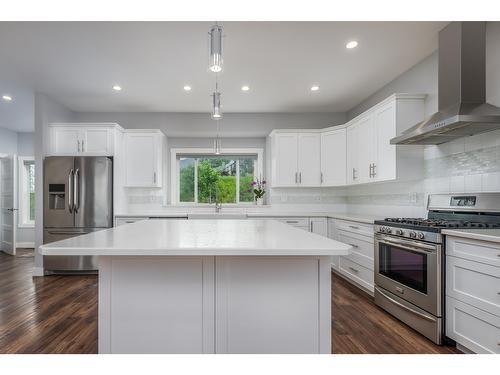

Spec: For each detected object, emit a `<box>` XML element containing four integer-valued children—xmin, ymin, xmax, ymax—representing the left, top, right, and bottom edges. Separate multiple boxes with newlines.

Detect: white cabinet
<box><xmin>270</xmin><ymin>132</ymin><xmax>321</xmax><ymax>187</ymax></box>
<box><xmin>346</xmin><ymin>94</ymin><xmax>426</xmax><ymax>185</ymax></box>
<box><xmin>310</xmin><ymin>218</ymin><xmax>328</xmax><ymax>237</ymax></box>
<box><xmin>333</xmin><ymin>219</ymin><xmax>375</xmax><ymax>294</ymax></box>
<box><xmin>445</xmin><ymin>235</ymin><xmax>500</xmax><ymax>353</ymax></box>
<box><xmin>320</xmin><ymin>129</ymin><xmax>346</xmax><ymax>186</ymax></box>
<box><xmin>124</xmin><ymin>130</ymin><xmax>164</xmax><ymax>188</ymax></box>
<box><xmin>298</xmin><ymin>133</ymin><xmax>321</xmax><ymax>186</ymax></box>
<box><xmin>272</xmin><ymin>133</ymin><xmax>299</xmax><ymax>187</ymax></box>
<box><xmin>49</xmin><ymin>123</ymin><xmax>122</xmax><ymax>156</ymax></box>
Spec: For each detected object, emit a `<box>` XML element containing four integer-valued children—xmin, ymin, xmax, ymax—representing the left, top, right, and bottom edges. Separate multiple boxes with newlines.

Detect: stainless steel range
<box><xmin>373</xmin><ymin>192</ymin><xmax>500</xmax><ymax>345</ymax></box>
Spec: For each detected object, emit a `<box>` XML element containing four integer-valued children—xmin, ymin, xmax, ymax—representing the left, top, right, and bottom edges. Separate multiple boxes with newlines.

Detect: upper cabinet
<box><xmin>271</xmin><ymin>94</ymin><xmax>426</xmax><ymax>188</ymax></box>
<box><xmin>270</xmin><ymin>131</ymin><xmax>321</xmax><ymax>187</ymax></box>
<box><xmin>49</xmin><ymin>123</ymin><xmax>123</xmax><ymax>156</ymax></box>
<box><xmin>346</xmin><ymin>94</ymin><xmax>426</xmax><ymax>185</ymax></box>
<box><xmin>124</xmin><ymin>130</ymin><xmax>165</xmax><ymax>188</ymax></box>
<box><xmin>321</xmin><ymin>129</ymin><xmax>346</xmax><ymax>186</ymax></box>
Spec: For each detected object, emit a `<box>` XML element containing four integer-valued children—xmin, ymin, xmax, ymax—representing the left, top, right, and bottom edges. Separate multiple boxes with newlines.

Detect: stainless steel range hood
<box><xmin>391</xmin><ymin>22</ymin><xmax>500</xmax><ymax>145</ymax></box>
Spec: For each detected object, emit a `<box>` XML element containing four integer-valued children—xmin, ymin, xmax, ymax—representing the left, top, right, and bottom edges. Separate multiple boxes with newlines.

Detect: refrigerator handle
<box><xmin>68</xmin><ymin>169</ymin><xmax>74</xmax><ymax>213</ymax></box>
<box><xmin>74</xmin><ymin>168</ymin><xmax>80</xmax><ymax>213</ymax></box>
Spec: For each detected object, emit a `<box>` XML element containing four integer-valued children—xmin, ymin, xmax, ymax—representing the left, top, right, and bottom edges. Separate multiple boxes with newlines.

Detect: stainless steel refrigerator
<box><xmin>43</xmin><ymin>156</ymin><xmax>113</xmax><ymax>273</ymax></box>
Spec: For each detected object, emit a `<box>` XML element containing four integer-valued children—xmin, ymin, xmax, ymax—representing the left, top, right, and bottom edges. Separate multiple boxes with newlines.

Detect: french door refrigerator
<box><xmin>43</xmin><ymin>156</ymin><xmax>113</xmax><ymax>273</ymax></box>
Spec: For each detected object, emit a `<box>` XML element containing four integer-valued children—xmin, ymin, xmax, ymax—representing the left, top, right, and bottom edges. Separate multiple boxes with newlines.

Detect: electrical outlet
<box><xmin>409</xmin><ymin>192</ymin><xmax>418</xmax><ymax>204</ymax></box>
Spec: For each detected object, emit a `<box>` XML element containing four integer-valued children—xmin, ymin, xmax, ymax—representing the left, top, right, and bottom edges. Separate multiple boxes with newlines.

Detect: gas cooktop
<box><xmin>380</xmin><ymin>217</ymin><xmax>500</xmax><ymax>229</ymax></box>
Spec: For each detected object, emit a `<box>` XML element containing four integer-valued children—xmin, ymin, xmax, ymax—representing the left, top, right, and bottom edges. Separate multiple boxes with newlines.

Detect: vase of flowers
<box><xmin>247</xmin><ymin>177</ymin><xmax>266</xmax><ymax>205</ymax></box>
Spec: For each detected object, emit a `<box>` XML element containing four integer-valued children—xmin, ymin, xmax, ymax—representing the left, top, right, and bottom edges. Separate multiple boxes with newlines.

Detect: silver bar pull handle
<box><xmin>348</xmin><ymin>243</ymin><xmax>359</xmax><ymax>248</ymax></box>
<box><xmin>295</xmin><ymin>172</ymin><xmax>298</xmax><ymax>184</ymax></box>
<box><xmin>348</xmin><ymin>266</ymin><xmax>359</xmax><ymax>273</ymax></box>
<box><xmin>68</xmin><ymin>169</ymin><xmax>74</xmax><ymax>213</ymax></box>
<box><xmin>349</xmin><ymin>225</ymin><xmax>359</xmax><ymax>230</ymax></box>
<box><xmin>375</xmin><ymin>287</ymin><xmax>437</xmax><ymax>322</ymax></box>
<box><xmin>299</xmin><ymin>172</ymin><xmax>302</xmax><ymax>184</ymax></box>
<box><xmin>372</xmin><ymin>163</ymin><xmax>376</xmax><ymax>177</ymax></box>
<box><xmin>320</xmin><ymin>172</ymin><xmax>323</xmax><ymax>184</ymax></box>
<box><xmin>153</xmin><ymin>172</ymin><xmax>157</xmax><ymax>184</ymax></box>
<box><xmin>77</xmin><ymin>140</ymin><xmax>80</xmax><ymax>152</ymax></box>
<box><xmin>82</xmin><ymin>140</ymin><xmax>85</xmax><ymax>152</ymax></box>
<box><xmin>74</xmin><ymin>168</ymin><xmax>80</xmax><ymax>213</ymax></box>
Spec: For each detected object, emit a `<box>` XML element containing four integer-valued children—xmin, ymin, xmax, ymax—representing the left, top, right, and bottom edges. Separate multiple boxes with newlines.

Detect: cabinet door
<box><xmin>51</xmin><ymin>127</ymin><xmax>81</xmax><ymax>154</ymax></box>
<box><xmin>298</xmin><ymin>133</ymin><xmax>321</xmax><ymax>186</ymax></box>
<box><xmin>373</xmin><ymin>102</ymin><xmax>397</xmax><ymax>182</ymax></box>
<box><xmin>346</xmin><ymin>124</ymin><xmax>359</xmax><ymax>184</ymax></box>
<box><xmin>356</xmin><ymin>116</ymin><xmax>375</xmax><ymax>183</ymax></box>
<box><xmin>310</xmin><ymin>218</ymin><xmax>328</xmax><ymax>237</ymax></box>
<box><xmin>273</xmin><ymin>133</ymin><xmax>298</xmax><ymax>187</ymax></box>
<box><xmin>82</xmin><ymin>128</ymin><xmax>112</xmax><ymax>155</ymax></box>
<box><xmin>125</xmin><ymin>133</ymin><xmax>162</xmax><ymax>187</ymax></box>
<box><xmin>320</xmin><ymin>129</ymin><xmax>346</xmax><ymax>186</ymax></box>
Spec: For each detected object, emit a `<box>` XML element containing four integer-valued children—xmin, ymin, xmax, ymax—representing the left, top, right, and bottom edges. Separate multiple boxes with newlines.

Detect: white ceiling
<box><xmin>0</xmin><ymin>21</ymin><xmax>447</xmax><ymax>118</ymax></box>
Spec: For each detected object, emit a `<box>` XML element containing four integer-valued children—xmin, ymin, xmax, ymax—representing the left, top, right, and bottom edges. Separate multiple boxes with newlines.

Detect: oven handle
<box><xmin>376</xmin><ymin>237</ymin><xmax>437</xmax><ymax>254</ymax></box>
<box><xmin>375</xmin><ymin>287</ymin><xmax>437</xmax><ymax>322</ymax></box>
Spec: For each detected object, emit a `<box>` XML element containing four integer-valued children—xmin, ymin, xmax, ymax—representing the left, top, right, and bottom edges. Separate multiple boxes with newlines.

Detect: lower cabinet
<box><xmin>331</xmin><ymin>219</ymin><xmax>375</xmax><ymax>294</ymax></box>
<box><xmin>445</xmin><ymin>235</ymin><xmax>500</xmax><ymax>353</ymax></box>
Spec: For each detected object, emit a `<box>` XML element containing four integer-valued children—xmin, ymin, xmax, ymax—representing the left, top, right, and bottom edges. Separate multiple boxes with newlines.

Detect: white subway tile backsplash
<box><xmin>449</xmin><ymin>175</ymin><xmax>465</xmax><ymax>192</ymax></box>
<box><xmin>464</xmin><ymin>174</ymin><xmax>482</xmax><ymax>192</ymax></box>
<box><xmin>481</xmin><ymin>172</ymin><xmax>500</xmax><ymax>191</ymax></box>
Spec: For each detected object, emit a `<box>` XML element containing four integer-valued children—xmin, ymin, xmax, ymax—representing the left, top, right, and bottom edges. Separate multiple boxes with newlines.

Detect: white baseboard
<box><xmin>16</xmin><ymin>242</ymin><xmax>35</xmax><ymax>248</ymax></box>
<box><xmin>32</xmin><ymin>267</ymin><xmax>44</xmax><ymax>277</ymax></box>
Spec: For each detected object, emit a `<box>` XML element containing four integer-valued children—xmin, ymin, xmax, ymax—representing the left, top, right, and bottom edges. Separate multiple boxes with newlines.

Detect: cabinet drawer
<box><xmin>275</xmin><ymin>217</ymin><xmax>310</xmax><ymax>227</ymax></box>
<box><xmin>337</xmin><ymin>232</ymin><xmax>374</xmax><ymax>270</ymax></box>
<box><xmin>335</xmin><ymin>220</ymin><xmax>373</xmax><ymax>238</ymax></box>
<box><xmin>115</xmin><ymin>217</ymin><xmax>146</xmax><ymax>227</ymax></box>
<box><xmin>338</xmin><ymin>257</ymin><xmax>374</xmax><ymax>292</ymax></box>
<box><xmin>446</xmin><ymin>256</ymin><xmax>500</xmax><ymax>317</ymax></box>
<box><xmin>447</xmin><ymin>236</ymin><xmax>500</xmax><ymax>267</ymax></box>
<box><xmin>446</xmin><ymin>296</ymin><xmax>500</xmax><ymax>354</ymax></box>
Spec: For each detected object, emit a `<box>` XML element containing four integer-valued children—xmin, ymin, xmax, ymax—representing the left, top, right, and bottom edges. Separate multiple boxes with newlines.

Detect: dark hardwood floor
<box><xmin>0</xmin><ymin>250</ymin><xmax>459</xmax><ymax>354</ymax></box>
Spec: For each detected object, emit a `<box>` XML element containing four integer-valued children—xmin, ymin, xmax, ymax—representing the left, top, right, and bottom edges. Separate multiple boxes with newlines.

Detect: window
<box><xmin>172</xmin><ymin>148</ymin><xmax>263</xmax><ymax>205</ymax></box>
<box><xmin>19</xmin><ymin>157</ymin><xmax>35</xmax><ymax>227</ymax></box>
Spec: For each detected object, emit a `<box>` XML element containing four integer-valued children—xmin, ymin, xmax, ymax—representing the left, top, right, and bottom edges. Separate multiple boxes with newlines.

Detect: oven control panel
<box><xmin>374</xmin><ymin>225</ymin><xmax>441</xmax><ymax>244</ymax></box>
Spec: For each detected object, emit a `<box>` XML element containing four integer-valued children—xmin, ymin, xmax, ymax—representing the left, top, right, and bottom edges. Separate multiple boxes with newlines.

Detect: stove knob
<box><xmin>379</xmin><ymin>227</ymin><xmax>385</xmax><ymax>233</ymax></box>
<box><xmin>417</xmin><ymin>232</ymin><xmax>425</xmax><ymax>240</ymax></box>
<box><xmin>385</xmin><ymin>227</ymin><xmax>392</xmax><ymax>234</ymax></box>
<box><xmin>396</xmin><ymin>229</ymin><xmax>404</xmax><ymax>236</ymax></box>
<box><xmin>409</xmin><ymin>231</ymin><xmax>417</xmax><ymax>238</ymax></box>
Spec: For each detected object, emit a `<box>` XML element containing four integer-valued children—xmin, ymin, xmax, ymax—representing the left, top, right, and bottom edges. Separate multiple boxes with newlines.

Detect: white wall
<box><xmin>33</xmin><ymin>93</ymin><xmax>75</xmax><ymax>273</ymax></box>
<box><xmin>0</xmin><ymin>127</ymin><xmax>19</xmax><ymax>155</ymax></box>
<box><xmin>344</xmin><ymin>21</ymin><xmax>500</xmax><ymax>218</ymax></box>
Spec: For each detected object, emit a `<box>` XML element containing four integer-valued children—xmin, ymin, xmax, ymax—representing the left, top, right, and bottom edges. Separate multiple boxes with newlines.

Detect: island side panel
<box><xmin>98</xmin><ymin>256</ymin><xmax>215</xmax><ymax>354</ymax></box>
<box><xmin>215</xmin><ymin>256</ymin><xmax>329</xmax><ymax>354</ymax></box>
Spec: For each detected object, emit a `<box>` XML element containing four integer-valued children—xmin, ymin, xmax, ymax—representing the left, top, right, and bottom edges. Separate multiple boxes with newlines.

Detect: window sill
<box><xmin>18</xmin><ymin>223</ymin><xmax>35</xmax><ymax>229</ymax></box>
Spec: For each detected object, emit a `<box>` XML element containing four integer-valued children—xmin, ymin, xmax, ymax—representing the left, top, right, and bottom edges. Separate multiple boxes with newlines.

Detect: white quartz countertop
<box><xmin>39</xmin><ymin>219</ymin><xmax>352</xmax><ymax>256</ymax></box>
<box><xmin>114</xmin><ymin>210</ymin><xmax>379</xmax><ymax>224</ymax></box>
<box><xmin>442</xmin><ymin>228</ymin><xmax>500</xmax><ymax>244</ymax></box>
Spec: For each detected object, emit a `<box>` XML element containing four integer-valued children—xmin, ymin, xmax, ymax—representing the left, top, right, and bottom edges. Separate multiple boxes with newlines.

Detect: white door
<box><xmin>346</xmin><ymin>124</ymin><xmax>359</xmax><ymax>184</ymax></box>
<box><xmin>82</xmin><ymin>128</ymin><xmax>111</xmax><ymax>154</ymax></box>
<box><xmin>273</xmin><ymin>133</ymin><xmax>298</xmax><ymax>187</ymax></box>
<box><xmin>51</xmin><ymin>127</ymin><xmax>81</xmax><ymax>154</ymax></box>
<box><xmin>356</xmin><ymin>115</ymin><xmax>375</xmax><ymax>183</ymax></box>
<box><xmin>297</xmin><ymin>133</ymin><xmax>321</xmax><ymax>186</ymax></box>
<box><xmin>0</xmin><ymin>154</ymin><xmax>18</xmax><ymax>255</ymax></box>
<box><xmin>320</xmin><ymin>129</ymin><xmax>346</xmax><ymax>186</ymax></box>
<box><xmin>374</xmin><ymin>102</ymin><xmax>397</xmax><ymax>182</ymax></box>
<box><xmin>125</xmin><ymin>133</ymin><xmax>159</xmax><ymax>187</ymax></box>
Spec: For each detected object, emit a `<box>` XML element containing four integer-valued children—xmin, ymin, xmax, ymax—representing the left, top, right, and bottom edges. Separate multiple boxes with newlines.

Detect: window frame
<box><xmin>18</xmin><ymin>156</ymin><xmax>35</xmax><ymax>228</ymax></box>
<box><xmin>170</xmin><ymin>148</ymin><xmax>264</xmax><ymax>206</ymax></box>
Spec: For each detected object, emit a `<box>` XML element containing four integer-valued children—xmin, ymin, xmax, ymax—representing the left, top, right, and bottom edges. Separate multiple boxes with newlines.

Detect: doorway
<box><xmin>0</xmin><ymin>153</ymin><xmax>18</xmax><ymax>255</ymax></box>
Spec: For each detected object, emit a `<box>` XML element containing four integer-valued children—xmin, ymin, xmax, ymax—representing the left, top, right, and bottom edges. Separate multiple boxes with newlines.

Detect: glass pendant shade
<box><xmin>211</xmin><ymin>91</ymin><xmax>222</xmax><ymax>120</ymax></box>
<box><xmin>213</xmin><ymin>137</ymin><xmax>222</xmax><ymax>155</ymax></box>
<box><xmin>208</xmin><ymin>25</ymin><xmax>223</xmax><ymax>73</ymax></box>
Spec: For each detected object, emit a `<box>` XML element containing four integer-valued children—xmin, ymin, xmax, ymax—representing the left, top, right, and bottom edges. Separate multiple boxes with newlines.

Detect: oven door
<box><xmin>374</xmin><ymin>234</ymin><xmax>441</xmax><ymax>316</ymax></box>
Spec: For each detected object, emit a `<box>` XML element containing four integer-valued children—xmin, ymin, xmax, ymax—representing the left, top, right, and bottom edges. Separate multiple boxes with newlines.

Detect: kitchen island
<box><xmin>39</xmin><ymin>219</ymin><xmax>351</xmax><ymax>354</ymax></box>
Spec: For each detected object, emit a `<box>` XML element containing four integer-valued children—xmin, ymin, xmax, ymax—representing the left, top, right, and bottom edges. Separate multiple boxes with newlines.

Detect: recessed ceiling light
<box><xmin>183</xmin><ymin>85</ymin><xmax>192</xmax><ymax>91</ymax></box>
<box><xmin>346</xmin><ymin>40</ymin><xmax>358</xmax><ymax>49</ymax></box>
<box><xmin>241</xmin><ymin>85</ymin><xmax>250</xmax><ymax>92</ymax></box>
<box><xmin>2</xmin><ymin>95</ymin><xmax>12</xmax><ymax>101</ymax></box>
<box><xmin>310</xmin><ymin>85</ymin><xmax>320</xmax><ymax>92</ymax></box>
<box><xmin>112</xmin><ymin>85</ymin><xmax>122</xmax><ymax>91</ymax></box>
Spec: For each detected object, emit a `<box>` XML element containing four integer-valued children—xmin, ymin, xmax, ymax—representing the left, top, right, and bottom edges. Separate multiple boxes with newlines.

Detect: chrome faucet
<box><xmin>215</xmin><ymin>201</ymin><xmax>222</xmax><ymax>213</ymax></box>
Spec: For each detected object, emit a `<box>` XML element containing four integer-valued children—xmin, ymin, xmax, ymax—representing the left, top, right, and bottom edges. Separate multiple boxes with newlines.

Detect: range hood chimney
<box><xmin>391</xmin><ymin>22</ymin><xmax>500</xmax><ymax>145</ymax></box>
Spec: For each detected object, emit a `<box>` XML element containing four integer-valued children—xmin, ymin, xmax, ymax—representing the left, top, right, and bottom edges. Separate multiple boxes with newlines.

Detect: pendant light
<box><xmin>208</xmin><ymin>24</ymin><xmax>223</xmax><ymax>73</ymax></box>
<box><xmin>211</xmin><ymin>91</ymin><xmax>222</xmax><ymax>120</ymax></box>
